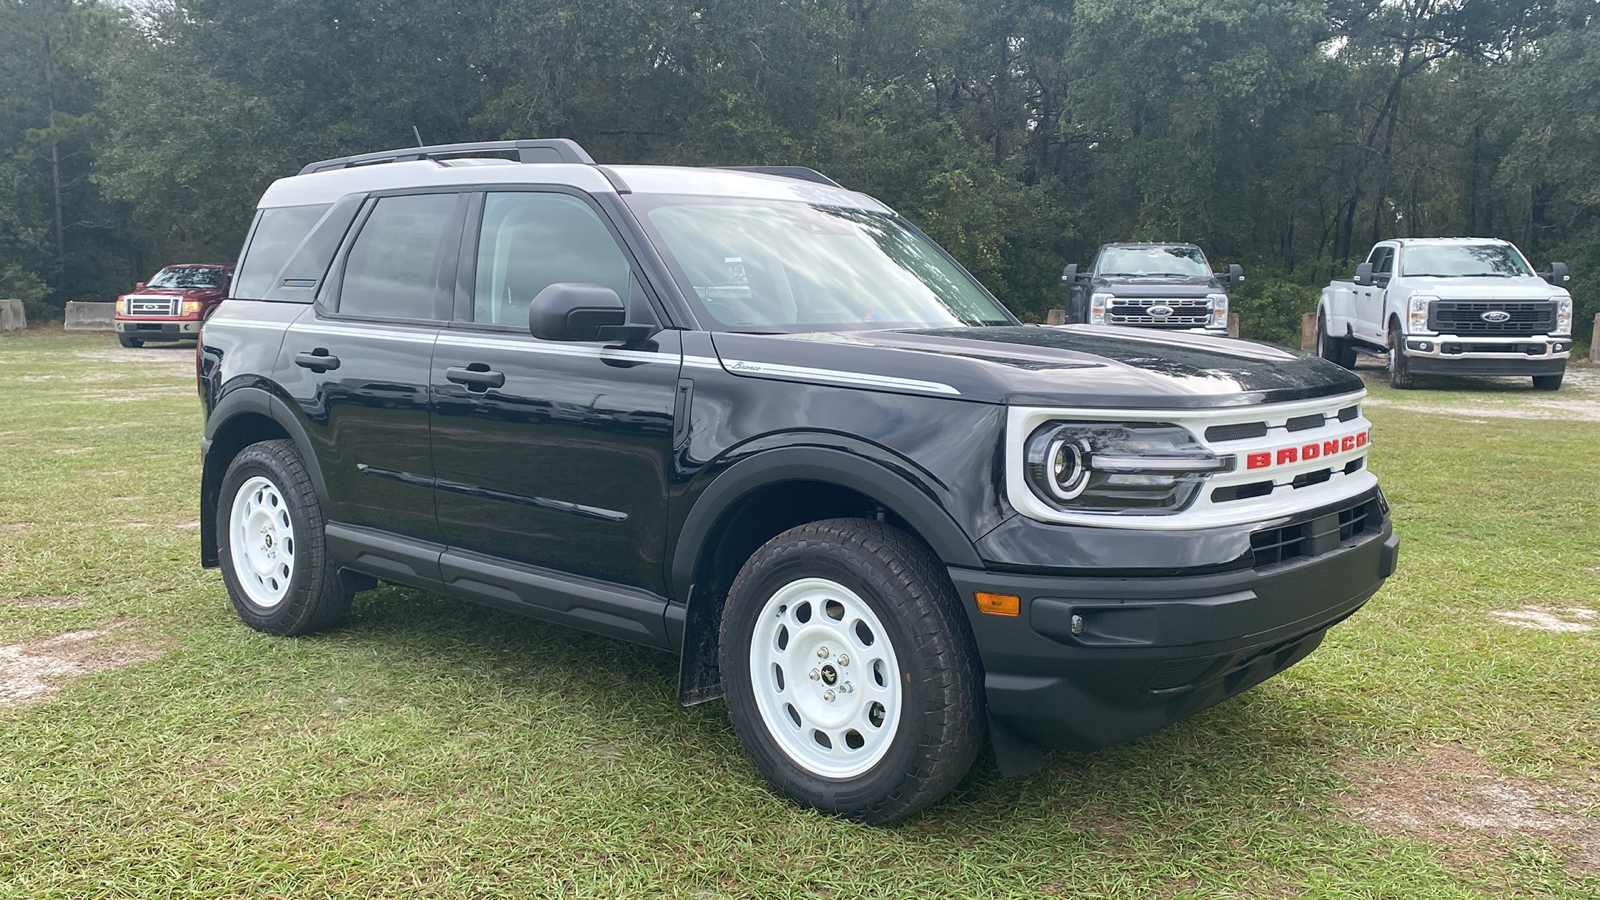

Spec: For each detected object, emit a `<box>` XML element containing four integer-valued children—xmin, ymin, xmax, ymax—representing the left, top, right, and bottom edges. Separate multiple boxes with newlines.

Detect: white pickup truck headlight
<box><xmin>1206</xmin><ymin>293</ymin><xmax>1228</xmax><ymax>329</ymax></box>
<box><xmin>1408</xmin><ymin>295</ymin><xmax>1436</xmax><ymax>334</ymax></box>
<box><xmin>1024</xmin><ymin>421</ymin><xmax>1230</xmax><ymax>514</ymax></box>
<box><xmin>1089</xmin><ymin>293</ymin><xmax>1114</xmax><ymax>325</ymax></box>
<box><xmin>1555</xmin><ymin>295</ymin><xmax>1573</xmax><ymax>335</ymax></box>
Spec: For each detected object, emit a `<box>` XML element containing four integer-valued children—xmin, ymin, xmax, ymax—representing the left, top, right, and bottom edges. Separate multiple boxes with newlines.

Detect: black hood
<box><xmin>709</xmin><ymin>325</ymin><xmax>1363</xmax><ymax>409</ymax></box>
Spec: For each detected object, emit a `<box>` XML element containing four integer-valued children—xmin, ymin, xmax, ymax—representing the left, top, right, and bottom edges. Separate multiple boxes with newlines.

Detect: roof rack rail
<box><xmin>720</xmin><ymin>166</ymin><xmax>843</xmax><ymax>188</ymax></box>
<box><xmin>299</xmin><ymin>139</ymin><xmax>595</xmax><ymax>175</ymax></box>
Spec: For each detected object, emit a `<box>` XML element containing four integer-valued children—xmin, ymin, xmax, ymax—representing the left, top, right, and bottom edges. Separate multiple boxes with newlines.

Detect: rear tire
<box><xmin>117</xmin><ymin>334</ymin><xmax>143</xmax><ymax>349</ymax></box>
<box><xmin>216</xmin><ymin>439</ymin><xmax>350</xmax><ymax>636</ymax></box>
<box><xmin>1533</xmin><ymin>373</ymin><xmax>1563</xmax><ymax>391</ymax></box>
<box><xmin>1386</xmin><ymin>327</ymin><xmax>1413</xmax><ymax>390</ymax></box>
<box><xmin>1316</xmin><ymin>313</ymin><xmax>1356</xmax><ymax>369</ymax></box>
<box><xmin>719</xmin><ymin>518</ymin><xmax>984</xmax><ymax>824</ymax></box>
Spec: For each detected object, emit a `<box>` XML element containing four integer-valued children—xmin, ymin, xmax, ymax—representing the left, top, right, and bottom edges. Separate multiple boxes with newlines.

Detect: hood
<box><xmin>1092</xmin><ymin>274</ymin><xmax>1219</xmax><ymax>298</ymax></box>
<box><xmin>119</xmin><ymin>287</ymin><xmax>224</xmax><ymax>299</ymax></box>
<box><xmin>708</xmin><ymin>325</ymin><xmax>1362</xmax><ymax>409</ymax></box>
<box><xmin>1402</xmin><ymin>274</ymin><xmax>1567</xmax><ymax>300</ymax></box>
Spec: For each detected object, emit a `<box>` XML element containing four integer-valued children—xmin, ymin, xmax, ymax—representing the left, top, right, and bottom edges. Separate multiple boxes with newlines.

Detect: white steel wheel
<box><xmin>748</xmin><ymin>577</ymin><xmax>903</xmax><ymax>779</ymax></box>
<box><xmin>228</xmin><ymin>475</ymin><xmax>297</xmax><ymax>610</ymax></box>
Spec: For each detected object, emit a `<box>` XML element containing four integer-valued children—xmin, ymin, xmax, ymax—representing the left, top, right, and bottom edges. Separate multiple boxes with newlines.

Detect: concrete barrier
<box><xmin>63</xmin><ymin>301</ymin><xmax>115</xmax><ymax>332</ymax></box>
<box><xmin>0</xmin><ymin>299</ymin><xmax>24</xmax><ymax>333</ymax></box>
<box><xmin>1592</xmin><ymin>314</ymin><xmax>1598</xmax><ymax>364</ymax></box>
<box><xmin>1046</xmin><ymin>308</ymin><xmax>1066</xmax><ymax>326</ymax></box>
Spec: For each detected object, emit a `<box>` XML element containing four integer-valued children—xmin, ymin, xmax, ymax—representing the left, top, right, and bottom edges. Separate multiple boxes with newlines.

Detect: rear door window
<box><xmin>338</xmin><ymin>193</ymin><xmax>464</xmax><ymax>320</ymax></box>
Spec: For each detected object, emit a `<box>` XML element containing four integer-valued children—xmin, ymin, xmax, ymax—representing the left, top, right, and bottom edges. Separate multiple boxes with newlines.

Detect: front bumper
<box><xmin>116</xmin><ymin>318</ymin><xmax>201</xmax><ymax>338</ymax></box>
<box><xmin>1402</xmin><ymin>334</ymin><xmax>1570</xmax><ymax>376</ymax></box>
<box><xmin>950</xmin><ymin>516</ymin><xmax>1397</xmax><ymax>752</ymax></box>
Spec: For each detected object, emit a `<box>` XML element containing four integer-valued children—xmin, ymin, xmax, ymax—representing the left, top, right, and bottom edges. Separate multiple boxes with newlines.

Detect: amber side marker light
<box><xmin>975</xmin><ymin>592</ymin><xmax>1021</xmax><ymax>617</ymax></box>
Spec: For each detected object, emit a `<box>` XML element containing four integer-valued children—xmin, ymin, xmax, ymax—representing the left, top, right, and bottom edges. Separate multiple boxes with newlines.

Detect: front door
<box><xmin>430</xmin><ymin>190</ymin><xmax>681</xmax><ymax>594</ymax></box>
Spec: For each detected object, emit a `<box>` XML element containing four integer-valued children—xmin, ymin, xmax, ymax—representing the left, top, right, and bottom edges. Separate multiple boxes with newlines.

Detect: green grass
<box><xmin>1</xmin><ymin>331</ymin><xmax>1597</xmax><ymax>898</ymax></box>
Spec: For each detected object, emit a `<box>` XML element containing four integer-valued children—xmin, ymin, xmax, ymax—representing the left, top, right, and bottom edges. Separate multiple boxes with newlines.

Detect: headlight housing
<box><xmin>1555</xmin><ymin>295</ymin><xmax>1573</xmax><ymax>336</ymax></box>
<box><xmin>1024</xmin><ymin>421</ymin><xmax>1230</xmax><ymax>515</ymax></box>
<box><xmin>1408</xmin><ymin>295</ymin><xmax>1435</xmax><ymax>334</ymax></box>
<box><xmin>1206</xmin><ymin>293</ymin><xmax>1228</xmax><ymax>330</ymax></box>
<box><xmin>1089</xmin><ymin>292</ymin><xmax>1114</xmax><ymax>325</ymax></box>
<box><xmin>182</xmin><ymin>299</ymin><xmax>204</xmax><ymax>316</ymax></box>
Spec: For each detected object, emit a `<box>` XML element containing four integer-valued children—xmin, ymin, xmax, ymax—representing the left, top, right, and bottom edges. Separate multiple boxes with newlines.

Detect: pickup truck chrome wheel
<box><xmin>216</xmin><ymin>439</ymin><xmax>352</xmax><ymax>636</ymax></box>
<box><xmin>748</xmin><ymin>577</ymin><xmax>902</xmax><ymax>779</ymax></box>
<box><xmin>720</xmin><ymin>518</ymin><xmax>983</xmax><ymax>824</ymax></box>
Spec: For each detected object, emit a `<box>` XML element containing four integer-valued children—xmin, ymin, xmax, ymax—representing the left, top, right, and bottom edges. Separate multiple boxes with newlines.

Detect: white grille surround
<box><xmin>124</xmin><ymin>295</ymin><xmax>181</xmax><ymax>316</ymax></box>
<box><xmin>1004</xmin><ymin>389</ymin><xmax>1375</xmax><ymax>530</ymax></box>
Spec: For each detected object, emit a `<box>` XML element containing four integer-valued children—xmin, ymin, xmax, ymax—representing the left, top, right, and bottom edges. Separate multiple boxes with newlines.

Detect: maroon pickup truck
<box><xmin>114</xmin><ymin>264</ymin><xmax>233</xmax><ymax>348</ymax></box>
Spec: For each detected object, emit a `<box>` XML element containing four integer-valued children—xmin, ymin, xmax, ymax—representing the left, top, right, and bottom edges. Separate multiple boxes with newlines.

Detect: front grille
<box><xmin>127</xmin><ymin>297</ymin><xmax>179</xmax><ymax>316</ymax></box>
<box><xmin>1429</xmin><ymin>301</ymin><xmax>1555</xmax><ymax>337</ymax></box>
<box><xmin>1107</xmin><ymin>297</ymin><xmax>1210</xmax><ymax>327</ymax></box>
<box><xmin>1249</xmin><ymin>497</ymin><xmax>1378</xmax><ymax>568</ymax></box>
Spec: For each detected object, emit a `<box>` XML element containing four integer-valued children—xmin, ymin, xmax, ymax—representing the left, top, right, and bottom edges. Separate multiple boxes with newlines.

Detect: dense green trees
<box><xmin>0</xmin><ymin>0</ymin><xmax>1595</xmax><ymax>345</ymax></box>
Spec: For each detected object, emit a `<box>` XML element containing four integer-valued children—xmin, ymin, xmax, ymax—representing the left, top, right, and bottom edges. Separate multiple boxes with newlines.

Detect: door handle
<box><xmin>294</xmin><ymin>350</ymin><xmax>340</xmax><ymax>372</ymax></box>
<box><xmin>446</xmin><ymin>364</ymin><xmax>505</xmax><ymax>391</ymax></box>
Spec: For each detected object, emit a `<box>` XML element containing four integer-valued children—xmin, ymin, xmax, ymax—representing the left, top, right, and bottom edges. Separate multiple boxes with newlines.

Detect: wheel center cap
<box><xmin>820</xmin><ymin>664</ymin><xmax>838</xmax><ymax>686</ymax></box>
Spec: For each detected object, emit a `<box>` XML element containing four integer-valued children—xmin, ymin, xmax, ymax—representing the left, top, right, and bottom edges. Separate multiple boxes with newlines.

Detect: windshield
<box><xmin>147</xmin><ymin>266</ymin><xmax>226</xmax><ymax>289</ymax></box>
<box><xmin>1096</xmin><ymin>246</ymin><xmax>1211</xmax><ymax>278</ymax></box>
<box><xmin>629</xmin><ymin>195</ymin><xmax>1012</xmax><ymax>332</ymax></box>
<box><xmin>1399</xmin><ymin>244</ymin><xmax>1534</xmax><ymax>277</ymax></box>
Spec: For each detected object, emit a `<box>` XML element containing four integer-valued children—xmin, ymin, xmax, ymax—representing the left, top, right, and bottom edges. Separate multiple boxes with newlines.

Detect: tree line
<box><xmin>2</xmin><ymin>0</ymin><xmax>1596</xmax><ymax>347</ymax></box>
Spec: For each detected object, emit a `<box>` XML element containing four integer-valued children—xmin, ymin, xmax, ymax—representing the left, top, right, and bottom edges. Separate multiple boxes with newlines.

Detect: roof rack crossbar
<box><xmin>299</xmin><ymin>139</ymin><xmax>595</xmax><ymax>175</ymax></box>
<box><xmin>719</xmin><ymin>166</ymin><xmax>842</xmax><ymax>188</ymax></box>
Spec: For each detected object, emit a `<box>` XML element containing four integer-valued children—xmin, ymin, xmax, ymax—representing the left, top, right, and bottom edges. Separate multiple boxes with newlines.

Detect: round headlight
<box><xmin>1047</xmin><ymin>436</ymin><xmax>1090</xmax><ymax>500</ymax></box>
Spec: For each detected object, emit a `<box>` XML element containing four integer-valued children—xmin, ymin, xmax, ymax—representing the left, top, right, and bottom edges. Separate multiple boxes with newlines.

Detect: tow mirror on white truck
<box><xmin>1352</xmin><ymin>262</ymin><xmax>1373</xmax><ymax>287</ymax></box>
<box><xmin>1544</xmin><ymin>262</ymin><xmax>1570</xmax><ymax>286</ymax></box>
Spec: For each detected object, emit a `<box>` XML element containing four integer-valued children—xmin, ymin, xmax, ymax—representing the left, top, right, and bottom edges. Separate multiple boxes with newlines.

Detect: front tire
<box><xmin>1533</xmin><ymin>373</ymin><xmax>1563</xmax><ymax>391</ymax></box>
<box><xmin>719</xmin><ymin>519</ymin><xmax>984</xmax><ymax>824</ymax></box>
<box><xmin>1387</xmin><ymin>327</ymin><xmax>1414</xmax><ymax>390</ymax></box>
<box><xmin>117</xmin><ymin>334</ymin><xmax>143</xmax><ymax>349</ymax></box>
<box><xmin>216</xmin><ymin>439</ymin><xmax>350</xmax><ymax>636</ymax></box>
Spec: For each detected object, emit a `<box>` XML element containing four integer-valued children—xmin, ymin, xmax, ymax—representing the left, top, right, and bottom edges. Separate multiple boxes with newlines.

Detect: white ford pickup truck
<box><xmin>1316</xmin><ymin>238</ymin><xmax>1574</xmax><ymax>390</ymax></box>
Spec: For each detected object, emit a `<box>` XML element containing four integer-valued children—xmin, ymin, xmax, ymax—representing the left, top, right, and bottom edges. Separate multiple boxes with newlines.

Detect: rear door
<box><xmin>430</xmin><ymin>189</ymin><xmax>682</xmax><ymax>599</ymax></box>
<box><xmin>278</xmin><ymin>191</ymin><xmax>468</xmax><ymax>553</ymax></box>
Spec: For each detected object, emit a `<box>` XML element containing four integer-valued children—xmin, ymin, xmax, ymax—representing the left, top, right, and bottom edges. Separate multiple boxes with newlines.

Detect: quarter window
<box><xmin>474</xmin><ymin>192</ymin><xmax>632</xmax><ymax>327</ymax></box>
<box><xmin>339</xmin><ymin>194</ymin><xmax>461</xmax><ymax>319</ymax></box>
<box><xmin>235</xmin><ymin>204</ymin><xmax>331</xmax><ymax>300</ymax></box>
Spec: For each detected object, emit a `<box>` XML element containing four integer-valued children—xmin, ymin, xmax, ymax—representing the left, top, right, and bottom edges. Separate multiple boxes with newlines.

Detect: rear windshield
<box><xmin>628</xmin><ymin>194</ymin><xmax>1013</xmax><ymax>332</ymax></box>
<box><xmin>147</xmin><ymin>266</ymin><xmax>226</xmax><ymax>289</ymax></box>
<box><xmin>1399</xmin><ymin>244</ymin><xmax>1534</xmax><ymax>277</ymax></box>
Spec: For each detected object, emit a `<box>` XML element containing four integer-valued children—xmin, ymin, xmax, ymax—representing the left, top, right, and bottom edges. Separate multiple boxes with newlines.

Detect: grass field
<box><xmin>2</xmin><ymin>330</ymin><xmax>1598</xmax><ymax>899</ymax></box>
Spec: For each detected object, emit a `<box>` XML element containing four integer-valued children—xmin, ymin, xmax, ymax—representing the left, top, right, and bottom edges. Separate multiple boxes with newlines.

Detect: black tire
<box><xmin>216</xmin><ymin>439</ymin><xmax>350</xmax><ymax>636</ymax></box>
<box><xmin>1386</xmin><ymin>326</ymin><xmax>1413</xmax><ymax>390</ymax></box>
<box><xmin>1533</xmin><ymin>373</ymin><xmax>1563</xmax><ymax>391</ymax></box>
<box><xmin>117</xmin><ymin>334</ymin><xmax>143</xmax><ymax>349</ymax></box>
<box><xmin>719</xmin><ymin>518</ymin><xmax>984</xmax><ymax>824</ymax></box>
<box><xmin>1315</xmin><ymin>312</ymin><xmax>1356</xmax><ymax>369</ymax></box>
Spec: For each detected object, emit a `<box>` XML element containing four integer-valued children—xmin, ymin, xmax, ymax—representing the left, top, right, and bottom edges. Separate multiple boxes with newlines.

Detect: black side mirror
<box><xmin>528</xmin><ymin>283</ymin><xmax>657</xmax><ymax>343</ymax></box>
<box><xmin>1061</xmin><ymin>263</ymin><xmax>1079</xmax><ymax>284</ymax></box>
<box><xmin>1353</xmin><ymin>263</ymin><xmax>1373</xmax><ymax>287</ymax></box>
<box><xmin>1226</xmin><ymin>263</ymin><xmax>1244</xmax><ymax>286</ymax></box>
<box><xmin>1546</xmin><ymin>262</ymin><xmax>1571</xmax><ymax>286</ymax></box>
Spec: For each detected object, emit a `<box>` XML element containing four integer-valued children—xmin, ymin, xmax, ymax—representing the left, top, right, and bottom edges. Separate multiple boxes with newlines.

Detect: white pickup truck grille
<box><xmin>1005</xmin><ymin>390</ymin><xmax>1376</xmax><ymax>530</ymax></box>
<box><xmin>1429</xmin><ymin>300</ymin><xmax>1555</xmax><ymax>337</ymax></box>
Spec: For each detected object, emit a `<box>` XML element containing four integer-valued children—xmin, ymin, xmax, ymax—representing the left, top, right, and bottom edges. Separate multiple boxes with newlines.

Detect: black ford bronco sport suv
<box><xmin>198</xmin><ymin>139</ymin><xmax>1398</xmax><ymax>823</ymax></box>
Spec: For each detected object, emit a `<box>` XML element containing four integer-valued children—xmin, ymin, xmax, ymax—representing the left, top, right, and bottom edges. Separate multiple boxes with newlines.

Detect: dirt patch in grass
<box><xmin>1492</xmin><ymin>606</ymin><xmax>1598</xmax><ymax>633</ymax></box>
<box><xmin>74</xmin><ymin>348</ymin><xmax>192</xmax><ymax>364</ymax></box>
<box><xmin>1341</xmin><ymin>745</ymin><xmax>1600</xmax><ymax>875</ymax></box>
<box><xmin>0</xmin><ymin>627</ymin><xmax>159</xmax><ymax>706</ymax></box>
